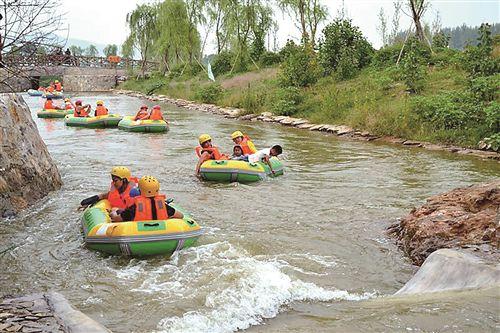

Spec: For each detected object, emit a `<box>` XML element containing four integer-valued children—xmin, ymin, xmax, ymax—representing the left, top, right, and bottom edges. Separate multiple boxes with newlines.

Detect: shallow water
<box><xmin>1</xmin><ymin>93</ymin><xmax>499</xmax><ymax>333</ymax></box>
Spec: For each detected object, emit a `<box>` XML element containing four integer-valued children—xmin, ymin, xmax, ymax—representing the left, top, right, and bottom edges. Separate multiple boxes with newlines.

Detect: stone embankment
<box><xmin>0</xmin><ymin>94</ymin><xmax>62</xmax><ymax>218</ymax></box>
<box><xmin>113</xmin><ymin>89</ymin><xmax>500</xmax><ymax>161</ymax></box>
<box><xmin>0</xmin><ymin>292</ymin><xmax>110</xmax><ymax>332</ymax></box>
<box><xmin>388</xmin><ymin>181</ymin><xmax>499</xmax><ymax>266</ymax></box>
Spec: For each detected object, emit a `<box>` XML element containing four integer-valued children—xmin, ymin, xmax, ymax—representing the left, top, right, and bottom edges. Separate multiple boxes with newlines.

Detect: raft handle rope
<box><xmin>186</xmin><ymin>219</ymin><xmax>196</xmax><ymax>226</ymax></box>
<box><xmin>143</xmin><ymin>223</ymin><xmax>160</xmax><ymax>227</ymax></box>
<box><xmin>215</xmin><ymin>160</ymin><xmax>226</xmax><ymax>165</ymax></box>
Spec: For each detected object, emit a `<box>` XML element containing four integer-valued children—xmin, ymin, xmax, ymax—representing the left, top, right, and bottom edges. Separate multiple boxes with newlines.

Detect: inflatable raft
<box><xmin>43</xmin><ymin>91</ymin><xmax>64</xmax><ymax>99</ymax></box>
<box><xmin>199</xmin><ymin>157</ymin><xmax>284</xmax><ymax>183</ymax></box>
<box><xmin>37</xmin><ymin>108</ymin><xmax>73</xmax><ymax>118</ymax></box>
<box><xmin>118</xmin><ymin>116</ymin><xmax>169</xmax><ymax>133</ymax></box>
<box><xmin>64</xmin><ymin>114</ymin><xmax>122</xmax><ymax>128</ymax></box>
<box><xmin>27</xmin><ymin>89</ymin><xmax>43</xmax><ymax>96</ymax></box>
<box><xmin>82</xmin><ymin>200</ymin><xmax>203</xmax><ymax>257</ymax></box>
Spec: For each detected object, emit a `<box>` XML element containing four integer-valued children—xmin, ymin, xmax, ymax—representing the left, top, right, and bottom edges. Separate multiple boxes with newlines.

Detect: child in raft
<box><xmin>247</xmin><ymin>145</ymin><xmax>283</xmax><ymax>174</ymax></box>
<box><xmin>230</xmin><ymin>145</ymin><xmax>249</xmax><ymax>162</ymax></box>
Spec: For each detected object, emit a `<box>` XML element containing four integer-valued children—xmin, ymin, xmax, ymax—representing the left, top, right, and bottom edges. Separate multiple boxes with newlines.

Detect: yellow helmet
<box><xmin>110</xmin><ymin>166</ymin><xmax>131</xmax><ymax>180</ymax></box>
<box><xmin>64</xmin><ymin>98</ymin><xmax>70</xmax><ymax>102</ymax></box>
<box><xmin>96</xmin><ymin>100</ymin><xmax>104</xmax><ymax>105</ymax></box>
<box><xmin>231</xmin><ymin>131</ymin><xmax>244</xmax><ymax>139</ymax></box>
<box><xmin>138</xmin><ymin>175</ymin><xmax>160</xmax><ymax>197</ymax></box>
<box><xmin>198</xmin><ymin>134</ymin><xmax>212</xmax><ymax>145</ymax></box>
<box><xmin>54</xmin><ymin>80</ymin><xmax>59</xmax><ymax>83</ymax></box>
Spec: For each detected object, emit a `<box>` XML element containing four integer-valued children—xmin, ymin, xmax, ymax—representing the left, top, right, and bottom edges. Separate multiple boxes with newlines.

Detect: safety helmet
<box><xmin>75</xmin><ymin>100</ymin><xmax>82</xmax><ymax>105</ymax></box>
<box><xmin>231</xmin><ymin>131</ymin><xmax>244</xmax><ymax>140</ymax></box>
<box><xmin>64</xmin><ymin>98</ymin><xmax>70</xmax><ymax>102</ymax></box>
<box><xmin>110</xmin><ymin>166</ymin><xmax>131</xmax><ymax>181</ymax></box>
<box><xmin>198</xmin><ymin>134</ymin><xmax>212</xmax><ymax>145</ymax></box>
<box><xmin>96</xmin><ymin>100</ymin><xmax>104</xmax><ymax>105</ymax></box>
<box><xmin>54</xmin><ymin>80</ymin><xmax>59</xmax><ymax>83</ymax></box>
<box><xmin>138</xmin><ymin>175</ymin><xmax>160</xmax><ymax>197</ymax></box>
<box><xmin>152</xmin><ymin>105</ymin><xmax>161</xmax><ymax>110</ymax></box>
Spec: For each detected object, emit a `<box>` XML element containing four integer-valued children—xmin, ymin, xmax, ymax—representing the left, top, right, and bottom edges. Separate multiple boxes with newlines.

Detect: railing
<box><xmin>2</xmin><ymin>54</ymin><xmax>159</xmax><ymax>72</ymax></box>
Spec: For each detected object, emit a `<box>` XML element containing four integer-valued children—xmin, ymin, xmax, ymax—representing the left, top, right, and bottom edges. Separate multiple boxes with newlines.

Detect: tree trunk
<box><xmin>299</xmin><ymin>0</ymin><xmax>308</xmax><ymax>44</ymax></box>
<box><xmin>410</xmin><ymin>0</ymin><xmax>425</xmax><ymax>43</ymax></box>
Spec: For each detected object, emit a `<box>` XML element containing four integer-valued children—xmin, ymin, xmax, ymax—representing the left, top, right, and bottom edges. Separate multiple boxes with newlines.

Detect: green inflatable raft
<box><xmin>82</xmin><ymin>200</ymin><xmax>203</xmax><ymax>257</ymax></box>
<box><xmin>37</xmin><ymin>108</ymin><xmax>73</xmax><ymax>118</ymax></box>
<box><xmin>199</xmin><ymin>157</ymin><xmax>284</xmax><ymax>183</ymax></box>
<box><xmin>118</xmin><ymin>116</ymin><xmax>169</xmax><ymax>133</ymax></box>
<box><xmin>64</xmin><ymin>114</ymin><xmax>122</xmax><ymax>128</ymax></box>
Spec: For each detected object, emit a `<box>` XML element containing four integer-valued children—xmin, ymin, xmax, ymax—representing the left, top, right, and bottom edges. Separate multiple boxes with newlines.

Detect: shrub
<box><xmin>484</xmin><ymin>101</ymin><xmax>500</xmax><ymax>131</ymax></box>
<box><xmin>195</xmin><ymin>84</ymin><xmax>224</xmax><ymax>104</ymax></box>
<box><xmin>372</xmin><ymin>43</ymin><xmax>404</xmax><ymax>67</ymax></box>
<box><xmin>483</xmin><ymin>133</ymin><xmax>500</xmax><ymax>152</ymax></box>
<box><xmin>462</xmin><ymin>23</ymin><xmax>498</xmax><ymax>77</ymax></box>
<box><xmin>318</xmin><ymin>18</ymin><xmax>374</xmax><ymax>78</ymax></box>
<box><xmin>212</xmin><ymin>51</ymin><xmax>235</xmax><ymax>76</ymax></box>
<box><xmin>259</xmin><ymin>51</ymin><xmax>281</xmax><ymax>67</ymax></box>
<box><xmin>279</xmin><ymin>44</ymin><xmax>320</xmax><ymax>87</ymax></box>
<box><xmin>432</xmin><ymin>32</ymin><xmax>450</xmax><ymax>49</ymax></box>
<box><xmin>430</xmin><ymin>48</ymin><xmax>460</xmax><ymax>67</ymax></box>
<box><xmin>401</xmin><ymin>37</ymin><xmax>428</xmax><ymax>93</ymax></box>
<box><xmin>271</xmin><ymin>87</ymin><xmax>303</xmax><ymax>116</ymax></box>
<box><xmin>468</xmin><ymin>76</ymin><xmax>499</xmax><ymax>102</ymax></box>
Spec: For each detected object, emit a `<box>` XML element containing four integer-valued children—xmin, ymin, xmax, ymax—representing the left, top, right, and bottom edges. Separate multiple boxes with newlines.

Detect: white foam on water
<box><xmin>151</xmin><ymin>242</ymin><xmax>373</xmax><ymax>333</ymax></box>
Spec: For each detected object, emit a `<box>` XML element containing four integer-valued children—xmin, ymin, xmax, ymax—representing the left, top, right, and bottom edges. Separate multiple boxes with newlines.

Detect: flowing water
<box><xmin>1</xmin><ymin>93</ymin><xmax>499</xmax><ymax>333</ymax></box>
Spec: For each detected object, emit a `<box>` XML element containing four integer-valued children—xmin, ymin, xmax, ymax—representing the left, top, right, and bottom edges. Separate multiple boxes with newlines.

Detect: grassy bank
<box><xmin>121</xmin><ymin>59</ymin><xmax>498</xmax><ymax>149</ymax></box>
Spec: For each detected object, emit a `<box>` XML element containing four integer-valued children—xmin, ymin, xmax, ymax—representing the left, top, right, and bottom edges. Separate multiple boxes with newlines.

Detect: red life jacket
<box><xmin>65</xmin><ymin>103</ymin><xmax>73</xmax><ymax>110</ymax></box>
<box><xmin>149</xmin><ymin>108</ymin><xmax>163</xmax><ymax>120</ymax></box>
<box><xmin>44</xmin><ymin>100</ymin><xmax>54</xmax><ymax>110</ymax></box>
<box><xmin>47</xmin><ymin>86</ymin><xmax>55</xmax><ymax>93</ymax></box>
<box><xmin>55</xmin><ymin>82</ymin><xmax>62</xmax><ymax>91</ymax></box>
<box><xmin>134</xmin><ymin>194</ymin><xmax>168</xmax><ymax>221</ymax></box>
<box><xmin>239</xmin><ymin>136</ymin><xmax>256</xmax><ymax>155</ymax></box>
<box><xmin>134</xmin><ymin>110</ymin><xmax>149</xmax><ymax>121</ymax></box>
<box><xmin>95</xmin><ymin>105</ymin><xmax>108</xmax><ymax>116</ymax></box>
<box><xmin>74</xmin><ymin>106</ymin><xmax>89</xmax><ymax>117</ymax></box>
<box><xmin>108</xmin><ymin>183</ymin><xmax>134</xmax><ymax>209</ymax></box>
<box><xmin>195</xmin><ymin>146</ymin><xmax>228</xmax><ymax>160</ymax></box>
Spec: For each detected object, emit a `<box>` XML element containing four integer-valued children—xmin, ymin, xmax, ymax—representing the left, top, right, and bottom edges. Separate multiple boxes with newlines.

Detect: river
<box><xmin>1</xmin><ymin>93</ymin><xmax>499</xmax><ymax>333</ymax></box>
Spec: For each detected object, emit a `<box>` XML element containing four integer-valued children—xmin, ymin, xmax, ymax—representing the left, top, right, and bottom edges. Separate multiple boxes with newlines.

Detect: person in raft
<box><xmin>148</xmin><ymin>105</ymin><xmax>164</xmax><ymax>121</ymax></box>
<box><xmin>94</xmin><ymin>100</ymin><xmax>109</xmax><ymax>117</ymax></box>
<box><xmin>134</xmin><ymin>105</ymin><xmax>149</xmax><ymax>121</ymax></box>
<box><xmin>72</xmin><ymin>100</ymin><xmax>91</xmax><ymax>117</ymax></box>
<box><xmin>110</xmin><ymin>175</ymin><xmax>183</xmax><ymax>222</ymax></box>
<box><xmin>195</xmin><ymin>134</ymin><xmax>229</xmax><ymax>176</ymax></box>
<box><xmin>54</xmin><ymin>80</ymin><xmax>63</xmax><ymax>92</ymax></box>
<box><xmin>43</xmin><ymin>96</ymin><xmax>62</xmax><ymax>110</ymax></box>
<box><xmin>79</xmin><ymin>166</ymin><xmax>139</xmax><ymax>210</ymax></box>
<box><xmin>248</xmin><ymin>145</ymin><xmax>283</xmax><ymax>174</ymax></box>
<box><xmin>64</xmin><ymin>98</ymin><xmax>73</xmax><ymax>110</ymax></box>
<box><xmin>231</xmin><ymin>130</ymin><xmax>257</xmax><ymax>154</ymax></box>
<box><xmin>231</xmin><ymin>145</ymin><xmax>249</xmax><ymax>162</ymax></box>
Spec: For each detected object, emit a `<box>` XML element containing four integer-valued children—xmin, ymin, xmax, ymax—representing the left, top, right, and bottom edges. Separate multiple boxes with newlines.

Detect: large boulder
<box><xmin>0</xmin><ymin>93</ymin><xmax>62</xmax><ymax>218</ymax></box>
<box><xmin>388</xmin><ymin>181</ymin><xmax>499</xmax><ymax>265</ymax></box>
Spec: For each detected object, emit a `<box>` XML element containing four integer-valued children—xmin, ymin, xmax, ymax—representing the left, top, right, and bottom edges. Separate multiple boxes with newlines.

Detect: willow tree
<box><xmin>277</xmin><ymin>0</ymin><xmax>328</xmax><ymax>46</ymax></box>
<box><xmin>206</xmin><ymin>0</ymin><xmax>231</xmax><ymax>53</ymax></box>
<box><xmin>103</xmin><ymin>44</ymin><xmax>118</xmax><ymax>57</ymax></box>
<box><xmin>84</xmin><ymin>45</ymin><xmax>99</xmax><ymax>57</ymax></box>
<box><xmin>124</xmin><ymin>4</ymin><xmax>158</xmax><ymax>77</ymax></box>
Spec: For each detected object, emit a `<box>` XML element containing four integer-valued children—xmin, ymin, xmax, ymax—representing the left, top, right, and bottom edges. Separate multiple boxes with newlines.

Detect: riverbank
<box><xmin>112</xmin><ymin>89</ymin><xmax>500</xmax><ymax>161</ymax></box>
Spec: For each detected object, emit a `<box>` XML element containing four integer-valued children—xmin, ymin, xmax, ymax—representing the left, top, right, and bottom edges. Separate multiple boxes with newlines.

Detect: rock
<box><xmin>272</xmin><ymin>116</ymin><xmax>288</xmax><ymax>122</ymax></box>
<box><xmin>239</xmin><ymin>114</ymin><xmax>257</xmax><ymax>121</ymax></box>
<box><xmin>395</xmin><ymin>249</ymin><xmax>500</xmax><ymax>295</ymax></box>
<box><xmin>403</xmin><ymin>140</ymin><xmax>422</xmax><ymax>146</ymax></box>
<box><xmin>336</xmin><ymin>125</ymin><xmax>354</xmax><ymax>135</ymax></box>
<box><xmin>279</xmin><ymin>117</ymin><xmax>298</xmax><ymax>125</ymax></box>
<box><xmin>291</xmin><ymin>119</ymin><xmax>308</xmax><ymax>126</ymax></box>
<box><xmin>309</xmin><ymin>124</ymin><xmax>325</xmax><ymax>131</ymax></box>
<box><xmin>261</xmin><ymin>112</ymin><xmax>273</xmax><ymax>117</ymax></box>
<box><xmin>0</xmin><ymin>94</ymin><xmax>62</xmax><ymax>218</ymax></box>
<box><xmin>296</xmin><ymin>123</ymin><xmax>314</xmax><ymax>129</ymax></box>
<box><xmin>388</xmin><ymin>181</ymin><xmax>500</xmax><ymax>266</ymax></box>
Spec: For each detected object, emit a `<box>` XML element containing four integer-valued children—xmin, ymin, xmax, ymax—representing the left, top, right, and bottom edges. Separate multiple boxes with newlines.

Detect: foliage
<box><xmin>484</xmin><ymin>101</ymin><xmax>500</xmax><ymax>131</ymax></box>
<box><xmin>195</xmin><ymin>83</ymin><xmax>224</xmax><ymax>103</ymax></box>
<box><xmin>432</xmin><ymin>32</ymin><xmax>450</xmax><ymax>48</ymax></box>
<box><xmin>401</xmin><ymin>37</ymin><xmax>428</xmax><ymax>93</ymax></box>
<box><xmin>279</xmin><ymin>43</ymin><xmax>320</xmax><ymax>87</ymax></box>
<box><xmin>483</xmin><ymin>133</ymin><xmax>500</xmax><ymax>152</ymax></box>
<box><xmin>84</xmin><ymin>45</ymin><xmax>99</xmax><ymax>57</ymax></box>
<box><xmin>103</xmin><ymin>44</ymin><xmax>118</xmax><ymax>57</ymax></box>
<box><xmin>259</xmin><ymin>51</ymin><xmax>281</xmax><ymax>67</ymax></box>
<box><xmin>69</xmin><ymin>45</ymin><xmax>84</xmax><ymax>56</ymax></box>
<box><xmin>271</xmin><ymin>87</ymin><xmax>303</xmax><ymax>116</ymax></box>
<box><xmin>468</xmin><ymin>75</ymin><xmax>499</xmax><ymax>102</ymax></box>
<box><xmin>318</xmin><ymin>18</ymin><xmax>374</xmax><ymax>79</ymax></box>
<box><xmin>372</xmin><ymin>43</ymin><xmax>404</xmax><ymax>67</ymax></box>
<box><xmin>462</xmin><ymin>23</ymin><xmax>498</xmax><ymax>78</ymax></box>
<box><xmin>211</xmin><ymin>51</ymin><xmax>235</xmax><ymax>76</ymax></box>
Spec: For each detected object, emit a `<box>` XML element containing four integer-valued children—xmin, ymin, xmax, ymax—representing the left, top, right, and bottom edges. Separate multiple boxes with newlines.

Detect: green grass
<box><xmin>120</xmin><ymin>63</ymin><xmax>494</xmax><ymax>148</ymax></box>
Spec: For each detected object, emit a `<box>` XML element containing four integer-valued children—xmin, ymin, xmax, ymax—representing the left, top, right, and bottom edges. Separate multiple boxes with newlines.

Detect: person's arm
<box><xmin>111</xmin><ymin>204</ymin><xmax>135</xmax><ymax>222</ymax></box>
<box><xmin>263</xmin><ymin>155</ymin><xmax>275</xmax><ymax>174</ymax></box>
<box><xmin>167</xmin><ymin>204</ymin><xmax>183</xmax><ymax>219</ymax></box>
<box><xmin>195</xmin><ymin>152</ymin><xmax>210</xmax><ymax>176</ymax></box>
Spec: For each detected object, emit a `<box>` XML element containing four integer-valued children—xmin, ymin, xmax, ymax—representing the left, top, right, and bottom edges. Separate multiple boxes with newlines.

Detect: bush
<box><xmin>212</xmin><ymin>51</ymin><xmax>235</xmax><ymax>77</ymax></box>
<box><xmin>430</xmin><ymin>48</ymin><xmax>460</xmax><ymax>67</ymax></box>
<box><xmin>259</xmin><ymin>51</ymin><xmax>281</xmax><ymax>67</ymax></box>
<box><xmin>462</xmin><ymin>24</ymin><xmax>498</xmax><ymax>77</ymax></box>
<box><xmin>484</xmin><ymin>101</ymin><xmax>500</xmax><ymax>131</ymax></box>
<box><xmin>468</xmin><ymin>76</ymin><xmax>499</xmax><ymax>102</ymax></box>
<box><xmin>401</xmin><ymin>37</ymin><xmax>428</xmax><ymax>93</ymax></box>
<box><xmin>483</xmin><ymin>133</ymin><xmax>500</xmax><ymax>152</ymax></box>
<box><xmin>279</xmin><ymin>44</ymin><xmax>320</xmax><ymax>87</ymax></box>
<box><xmin>195</xmin><ymin>84</ymin><xmax>224</xmax><ymax>104</ymax></box>
<box><xmin>318</xmin><ymin>18</ymin><xmax>374</xmax><ymax>78</ymax></box>
<box><xmin>372</xmin><ymin>43</ymin><xmax>404</xmax><ymax>67</ymax></box>
<box><xmin>271</xmin><ymin>87</ymin><xmax>303</xmax><ymax>116</ymax></box>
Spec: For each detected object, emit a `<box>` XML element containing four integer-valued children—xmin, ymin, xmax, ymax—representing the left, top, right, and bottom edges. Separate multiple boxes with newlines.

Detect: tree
<box><xmin>103</xmin><ymin>44</ymin><xmax>118</xmax><ymax>57</ymax></box>
<box><xmin>69</xmin><ymin>45</ymin><xmax>84</xmax><ymax>56</ymax></box>
<box><xmin>377</xmin><ymin>8</ymin><xmax>388</xmax><ymax>46</ymax></box>
<box><xmin>405</xmin><ymin>0</ymin><xmax>428</xmax><ymax>43</ymax></box>
<box><xmin>84</xmin><ymin>45</ymin><xmax>99</xmax><ymax>57</ymax></box>
<box><xmin>0</xmin><ymin>0</ymin><xmax>65</xmax><ymax>91</ymax></box>
<box><xmin>277</xmin><ymin>0</ymin><xmax>328</xmax><ymax>46</ymax></box>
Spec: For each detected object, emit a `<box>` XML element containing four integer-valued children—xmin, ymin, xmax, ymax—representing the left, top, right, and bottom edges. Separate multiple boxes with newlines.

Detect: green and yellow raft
<box><xmin>82</xmin><ymin>200</ymin><xmax>203</xmax><ymax>257</ymax></box>
<box><xmin>27</xmin><ymin>89</ymin><xmax>43</xmax><ymax>96</ymax></box>
<box><xmin>118</xmin><ymin>116</ymin><xmax>169</xmax><ymax>133</ymax></box>
<box><xmin>64</xmin><ymin>114</ymin><xmax>122</xmax><ymax>128</ymax></box>
<box><xmin>37</xmin><ymin>108</ymin><xmax>73</xmax><ymax>118</ymax></box>
<box><xmin>43</xmin><ymin>91</ymin><xmax>64</xmax><ymax>99</ymax></box>
<box><xmin>200</xmin><ymin>157</ymin><xmax>284</xmax><ymax>183</ymax></box>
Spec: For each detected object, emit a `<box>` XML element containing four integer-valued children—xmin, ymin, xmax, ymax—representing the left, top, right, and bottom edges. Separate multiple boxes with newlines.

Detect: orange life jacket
<box><xmin>149</xmin><ymin>108</ymin><xmax>163</xmax><ymax>120</ymax></box>
<box><xmin>47</xmin><ymin>86</ymin><xmax>55</xmax><ymax>93</ymax></box>
<box><xmin>95</xmin><ymin>105</ymin><xmax>108</xmax><ymax>116</ymax></box>
<box><xmin>239</xmin><ymin>136</ymin><xmax>257</xmax><ymax>155</ymax></box>
<box><xmin>55</xmin><ymin>82</ymin><xmax>62</xmax><ymax>91</ymax></box>
<box><xmin>65</xmin><ymin>103</ymin><xmax>73</xmax><ymax>110</ymax></box>
<box><xmin>108</xmin><ymin>183</ymin><xmax>134</xmax><ymax>209</ymax></box>
<box><xmin>195</xmin><ymin>146</ymin><xmax>228</xmax><ymax>160</ymax></box>
<box><xmin>74</xmin><ymin>106</ymin><xmax>89</xmax><ymax>117</ymax></box>
<box><xmin>38</xmin><ymin>87</ymin><xmax>45</xmax><ymax>91</ymax></box>
<box><xmin>44</xmin><ymin>101</ymin><xmax>54</xmax><ymax>110</ymax></box>
<box><xmin>134</xmin><ymin>194</ymin><xmax>168</xmax><ymax>221</ymax></box>
<box><xmin>134</xmin><ymin>110</ymin><xmax>149</xmax><ymax>121</ymax></box>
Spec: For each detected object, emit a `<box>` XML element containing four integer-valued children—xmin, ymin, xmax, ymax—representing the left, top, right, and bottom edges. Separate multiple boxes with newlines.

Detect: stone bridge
<box><xmin>1</xmin><ymin>54</ymin><xmax>159</xmax><ymax>92</ymax></box>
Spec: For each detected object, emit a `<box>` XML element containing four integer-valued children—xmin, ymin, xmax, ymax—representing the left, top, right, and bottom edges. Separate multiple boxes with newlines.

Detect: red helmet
<box><xmin>75</xmin><ymin>100</ymin><xmax>82</xmax><ymax>105</ymax></box>
<box><xmin>153</xmin><ymin>105</ymin><xmax>161</xmax><ymax>110</ymax></box>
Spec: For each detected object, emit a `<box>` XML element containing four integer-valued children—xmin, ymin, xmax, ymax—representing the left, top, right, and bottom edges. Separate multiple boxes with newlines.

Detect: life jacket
<box><xmin>239</xmin><ymin>136</ymin><xmax>257</xmax><ymax>154</ymax></box>
<box><xmin>74</xmin><ymin>106</ymin><xmax>89</xmax><ymax>117</ymax></box>
<box><xmin>55</xmin><ymin>82</ymin><xmax>62</xmax><ymax>91</ymax></box>
<box><xmin>95</xmin><ymin>105</ymin><xmax>108</xmax><ymax>116</ymax></box>
<box><xmin>44</xmin><ymin>101</ymin><xmax>54</xmax><ymax>110</ymax></box>
<box><xmin>195</xmin><ymin>146</ymin><xmax>228</xmax><ymax>160</ymax></box>
<box><xmin>134</xmin><ymin>194</ymin><xmax>168</xmax><ymax>221</ymax></box>
<box><xmin>108</xmin><ymin>183</ymin><xmax>134</xmax><ymax>209</ymax></box>
<box><xmin>134</xmin><ymin>110</ymin><xmax>149</xmax><ymax>121</ymax></box>
<box><xmin>65</xmin><ymin>102</ymin><xmax>73</xmax><ymax>110</ymax></box>
<box><xmin>38</xmin><ymin>87</ymin><xmax>45</xmax><ymax>91</ymax></box>
<box><xmin>149</xmin><ymin>108</ymin><xmax>163</xmax><ymax>120</ymax></box>
<box><xmin>47</xmin><ymin>86</ymin><xmax>55</xmax><ymax>93</ymax></box>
